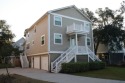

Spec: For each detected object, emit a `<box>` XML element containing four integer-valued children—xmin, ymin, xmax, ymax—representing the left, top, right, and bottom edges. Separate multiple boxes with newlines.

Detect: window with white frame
<box><xmin>54</xmin><ymin>33</ymin><xmax>62</xmax><ymax>44</ymax></box>
<box><xmin>41</xmin><ymin>35</ymin><xmax>45</xmax><ymax>45</ymax></box>
<box><xmin>26</xmin><ymin>43</ymin><xmax>30</xmax><ymax>49</ymax></box>
<box><xmin>85</xmin><ymin>22</ymin><xmax>90</xmax><ymax>32</ymax></box>
<box><xmin>54</xmin><ymin>16</ymin><xmax>62</xmax><ymax>26</ymax></box>
<box><xmin>87</xmin><ymin>37</ymin><xmax>91</xmax><ymax>46</ymax></box>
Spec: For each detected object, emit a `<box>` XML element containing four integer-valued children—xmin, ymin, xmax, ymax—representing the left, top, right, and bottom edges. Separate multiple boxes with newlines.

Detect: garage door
<box><xmin>34</xmin><ymin>56</ymin><xmax>40</xmax><ymax>69</ymax></box>
<box><xmin>41</xmin><ymin>56</ymin><xmax>48</xmax><ymax>70</ymax></box>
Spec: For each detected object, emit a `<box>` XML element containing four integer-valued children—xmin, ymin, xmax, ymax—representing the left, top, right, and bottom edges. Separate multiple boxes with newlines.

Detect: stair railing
<box><xmin>54</xmin><ymin>46</ymin><xmax>76</xmax><ymax>73</ymax></box>
<box><xmin>51</xmin><ymin>47</ymin><xmax>73</xmax><ymax>72</ymax></box>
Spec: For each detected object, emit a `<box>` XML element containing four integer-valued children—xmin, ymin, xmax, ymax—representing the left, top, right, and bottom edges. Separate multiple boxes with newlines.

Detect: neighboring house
<box><xmin>13</xmin><ymin>37</ymin><xmax>25</xmax><ymax>52</ymax></box>
<box><xmin>24</xmin><ymin>5</ymin><xmax>99</xmax><ymax>72</ymax></box>
<box><xmin>97</xmin><ymin>44</ymin><xmax>125</xmax><ymax>64</ymax></box>
<box><xmin>10</xmin><ymin>37</ymin><xmax>25</xmax><ymax>67</ymax></box>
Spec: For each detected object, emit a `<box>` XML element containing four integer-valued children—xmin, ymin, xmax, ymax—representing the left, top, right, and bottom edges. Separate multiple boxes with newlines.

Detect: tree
<box><xmin>119</xmin><ymin>1</ymin><xmax>125</xmax><ymax>14</ymax></box>
<box><xmin>0</xmin><ymin>20</ymin><xmax>14</xmax><ymax>47</ymax></box>
<box><xmin>80</xmin><ymin>6</ymin><xmax>125</xmax><ymax>54</ymax></box>
<box><xmin>0</xmin><ymin>20</ymin><xmax>19</xmax><ymax>76</ymax></box>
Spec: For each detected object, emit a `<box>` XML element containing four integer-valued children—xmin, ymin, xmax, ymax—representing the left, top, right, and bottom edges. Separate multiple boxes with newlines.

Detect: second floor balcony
<box><xmin>66</xmin><ymin>23</ymin><xmax>90</xmax><ymax>35</ymax></box>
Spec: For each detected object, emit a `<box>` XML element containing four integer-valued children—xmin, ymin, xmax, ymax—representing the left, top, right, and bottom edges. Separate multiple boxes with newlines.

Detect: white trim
<box><xmin>48</xmin><ymin>53</ymin><xmax>51</xmax><ymax>72</ymax></box>
<box><xmin>87</xmin><ymin>37</ymin><xmax>91</xmax><ymax>46</ymax></box>
<box><xmin>48</xmin><ymin>14</ymin><xmax>50</xmax><ymax>52</ymax></box>
<box><xmin>54</xmin><ymin>15</ymin><xmax>62</xmax><ymax>27</ymax></box>
<box><xmin>27</xmin><ymin>51</ymin><xmax>64</xmax><ymax>56</ymax></box>
<box><xmin>27</xmin><ymin>52</ymin><xmax>48</xmax><ymax>56</ymax></box>
<box><xmin>91</xmin><ymin>24</ymin><xmax>94</xmax><ymax>52</ymax></box>
<box><xmin>41</xmin><ymin>35</ymin><xmax>45</xmax><ymax>46</ymax></box>
<box><xmin>54</xmin><ymin>33</ymin><xmax>63</xmax><ymax>45</ymax></box>
<box><xmin>49</xmin><ymin>51</ymin><xmax>64</xmax><ymax>53</ymax></box>
<box><xmin>75</xmin><ymin>33</ymin><xmax>78</xmax><ymax>53</ymax></box>
<box><xmin>50</xmin><ymin>13</ymin><xmax>90</xmax><ymax>24</ymax></box>
<box><xmin>97</xmin><ymin>52</ymin><xmax>108</xmax><ymax>54</ymax></box>
<box><xmin>97</xmin><ymin>51</ymin><xmax>124</xmax><ymax>54</ymax></box>
<box><xmin>48</xmin><ymin>5</ymin><xmax>92</xmax><ymax>23</ymax></box>
<box><xmin>48</xmin><ymin>5</ymin><xmax>75</xmax><ymax>13</ymax></box>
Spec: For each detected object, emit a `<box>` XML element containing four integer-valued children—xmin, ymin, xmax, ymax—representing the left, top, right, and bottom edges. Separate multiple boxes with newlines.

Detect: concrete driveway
<box><xmin>0</xmin><ymin>68</ymin><xmax>125</xmax><ymax>83</ymax></box>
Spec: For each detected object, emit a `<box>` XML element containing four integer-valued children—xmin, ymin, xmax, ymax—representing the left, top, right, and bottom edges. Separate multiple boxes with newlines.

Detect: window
<box><xmin>26</xmin><ymin>43</ymin><xmax>30</xmax><ymax>49</ymax></box>
<box><xmin>41</xmin><ymin>35</ymin><xmax>45</xmax><ymax>45</ymax></box>
<box><xmin>27</xmin><ymin>32</ymin><xmax>29</xmax><ymax>37</ymax></box>
<box><xmin>87</xmin><ymin>37</ymin><xmax>91</xmax><ymax>46</ymax></box>
<box><xmin>54</xmin><ymin>33</ymin><xmax>62</xmax><ymax>44</ymax></box>
<box><xmin>85</xmin><ymin>22</ymin><xmax>90</xmax><ymax>32</ymax></box>
<box><xmin>32</xmin><ymin>40</ymin><xmax>34</xmax><ymax>45</ymax></box>
<box><xmin>54</xmin><ymin>16</ymin><xmax>62</xmax><ymax>26</ymax></box>
<box><xmin>34</xmin><ymin>25</ymin><xmax>36</xmax><ymax>33</ymax></box>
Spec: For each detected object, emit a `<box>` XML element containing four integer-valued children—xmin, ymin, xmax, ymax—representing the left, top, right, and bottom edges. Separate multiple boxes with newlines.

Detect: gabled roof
<box><xmin>48</xmin><ymin>5</ymin><xmax>92</xmax><ymax>23</ymax></box>
<box><xmin>25</xmin><ymin>5</ymin><xmax>92</xmax><ymax>34</ymax></box>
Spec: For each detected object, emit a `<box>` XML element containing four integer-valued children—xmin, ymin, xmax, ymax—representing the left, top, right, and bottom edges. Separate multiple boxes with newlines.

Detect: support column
<box><xmin>75</xmin><ymin>33</ymin><xmax>78</xmax><ymax>62</ymax></box>
<box><xmin>70</xmin><ymin>36</ymin><xmax>71</xmax><ymax>47</ymax></box>
<box><xmin>85</xmin><ymin>34</ymin><xmax>89</xmax><ymax>62</ymax></box>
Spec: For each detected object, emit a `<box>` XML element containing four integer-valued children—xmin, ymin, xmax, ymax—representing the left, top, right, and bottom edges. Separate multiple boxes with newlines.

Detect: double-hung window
<box><xmin>54</xmin><ymin>16</ymin><xmax>62</xmax><ymax>26</ymax></box>
<box><xmin>87</xmin><ymin>37</ymin><xmax>91</xmax><ymax>46</ymax></box>
<box><xmin>26</xmin><ymin>43</ymin><xmax>30</xmax><ymax>49</ymax></box>
<box><xmin>85</xmin><ymin>22</ymin><xmax>91</xmax><ymax>32</ymax></box>
<box><xmin>54</xmin><ymin>33</ymin><xmax>62</xmax><ymax>44</ymax></box>
<box><xmin>41</xmin><ymin>35</ymin><xmax>45</xmax><ymax>45</ymax></box>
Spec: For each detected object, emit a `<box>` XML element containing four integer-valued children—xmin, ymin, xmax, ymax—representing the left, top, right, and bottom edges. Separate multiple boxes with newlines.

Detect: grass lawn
<box><xmin>0</xmin><ymin>74</ymin><xmax>54</xmax><ymax>83</ymax></box>
<box><xmin>73</xmin><ymin>67</ymin><xmax>125</xmax><ymax>81</ymax></box>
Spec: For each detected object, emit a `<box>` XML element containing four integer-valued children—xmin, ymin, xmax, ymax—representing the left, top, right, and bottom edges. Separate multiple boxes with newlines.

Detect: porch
<box><xmin>66</xmin><ymin>23</ymin><xmax>90</xmax><ymax>35</ymax></box>
<box><xmin>67</xmin><ymin>23</ymin><xmax>91</xmax><ymax>54</ymax></box>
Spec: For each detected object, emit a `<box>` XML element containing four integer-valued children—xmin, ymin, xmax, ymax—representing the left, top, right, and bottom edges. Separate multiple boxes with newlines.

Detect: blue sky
<box><xmin>0</xmin><ymin>0</ymin><xmax>124</xmax><ymax>41</ymax></box>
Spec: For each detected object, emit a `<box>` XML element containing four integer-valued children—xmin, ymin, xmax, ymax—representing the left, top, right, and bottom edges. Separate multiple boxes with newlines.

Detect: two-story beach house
<box><xmin>24</xmin><ymin>5</ymin><xmax>100</xmax><ymax>73</ymax></box>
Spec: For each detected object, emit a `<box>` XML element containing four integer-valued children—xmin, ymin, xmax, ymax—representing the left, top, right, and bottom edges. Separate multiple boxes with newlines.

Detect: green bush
<box><xmin>60</xmin><ymin>62</ymin><xmax>106</xmax><ymax>73</ymax></box>
<box><xmin>0</xmin><ymin>64</ymin><xmax>14</xmax><ymax>69</ymax></box>
<box><xmin>89</xmin><ymin>62</ymin><xmax>106</xmax><ymax>70</ymax></box>
<box><xmin>60</xmin><ymin>62</ymin><xmax>89</xmax><ymax>73</ymax></box>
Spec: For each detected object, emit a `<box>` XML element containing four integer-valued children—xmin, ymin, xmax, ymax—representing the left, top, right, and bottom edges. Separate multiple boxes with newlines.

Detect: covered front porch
<box><xmin>69</xmin><ymin>33</ymin><xmax>89</xmax><ymax>55</ymax></box>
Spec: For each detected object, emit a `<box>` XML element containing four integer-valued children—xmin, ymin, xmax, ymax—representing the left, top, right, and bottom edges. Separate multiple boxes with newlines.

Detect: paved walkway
<box><xmin>0</xmin><ymin>68</ymin><xmax>125</xmax><ymax>83</ymax></box>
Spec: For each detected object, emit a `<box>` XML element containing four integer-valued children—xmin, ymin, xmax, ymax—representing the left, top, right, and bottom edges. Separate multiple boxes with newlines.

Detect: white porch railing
<box><xmin>51</xmin><ymin>46</ymin><xmax>101</xmax><ymax>73</ymax></box>
<box><xmin>78</xmin><ymin>46</ymin><xmax>87</xmax><ymax>54</ymax></box>
<box><xmin>51</xmin><ymin>47</ymin><xmax>73</xmax><ymax>72</ymax></box>
<box><xmin>66</xmin><ymin>23</ymin><xmax>90</xmax><ymax>34</ymax></box>
<box><xmin>87</xmin><ymin>47</ymin><xmax>101</xmax><ymax>61</ymax></box>
<box><xmin>51</xmin><ymin>46</ymin><xmax>76</xmax><ymax>73</ymax></box>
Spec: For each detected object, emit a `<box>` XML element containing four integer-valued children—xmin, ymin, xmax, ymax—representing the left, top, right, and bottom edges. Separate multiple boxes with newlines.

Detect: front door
<box><xmin>70</xmin><ymin>38</ymin><xmax>75</xmax><ymax>47</ymax></box>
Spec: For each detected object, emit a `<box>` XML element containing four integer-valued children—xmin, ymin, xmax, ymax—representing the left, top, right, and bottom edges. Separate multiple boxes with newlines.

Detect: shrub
<box><xmin>89</xmin><ymin>62</ymin><xmax>106</xmax><ymax>70</ymax></box>
<box><xmin>0</xmin><ymin>64</ymin><xmax>14</xmax><ymax>69</ymax></box>
<box><xmin>60</xmin><ymin>62</ymin><xmax>89</xmax><ymax>73</ymax></box>
<box><xmin>60</xmin><ymin>62</ymin><xmax>106</xmax><ymax>73</ymax></box>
